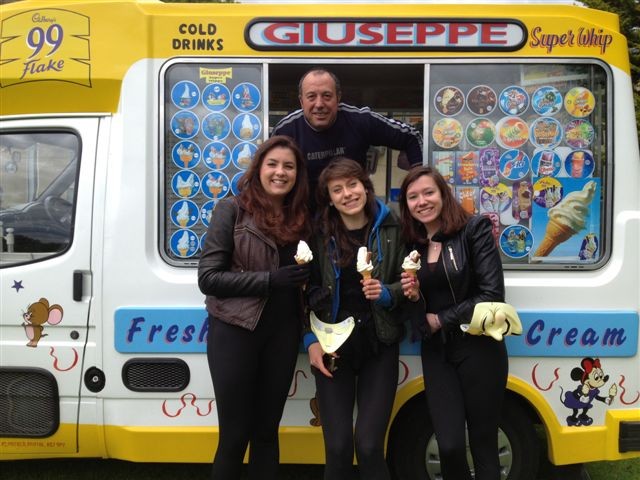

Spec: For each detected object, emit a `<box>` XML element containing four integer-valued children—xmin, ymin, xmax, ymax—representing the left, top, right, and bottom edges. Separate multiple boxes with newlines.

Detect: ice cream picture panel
<box><xmin>427</xmin><ymin>63</ymin><xmax>606</xmax><ymax>266</ymax></box>
<box><xmin>162</xmin><ymin>63</ymin><xmax>263</xmax><ymax>263</ymax></box>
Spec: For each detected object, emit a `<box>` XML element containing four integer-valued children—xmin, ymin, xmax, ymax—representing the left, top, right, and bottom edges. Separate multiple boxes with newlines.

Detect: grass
<box><xmin>0</xmin><ymin>457</ymin><xmax>638</xmax><ymax>479</ymax></box>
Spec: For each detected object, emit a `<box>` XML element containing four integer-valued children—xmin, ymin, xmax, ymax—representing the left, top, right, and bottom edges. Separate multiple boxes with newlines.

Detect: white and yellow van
<box><xmin>1</xmin><ymin>1</ymin><xmax>638</xmax><ymax>478</ymax></box>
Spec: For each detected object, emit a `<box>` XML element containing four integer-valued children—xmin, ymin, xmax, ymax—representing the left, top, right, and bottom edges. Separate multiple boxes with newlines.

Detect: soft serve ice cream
<box><xmin>534</xmin><ymin>180</ymin><xmax>597</xmax><ymax>257</ymax></box>
<box><xmin>294</xmin><ymin>240</ymin><xmax>313</xmax><ymax>264</ymax></box>
<box><xmin>356</xmin><ymin>246</ymin><xmax>373</xmax><ymax>280</ymax></box>
<box><xmin>402</xmin><ymin>250</ymin><xmax>421</xmax><ymax>277</ymax></box>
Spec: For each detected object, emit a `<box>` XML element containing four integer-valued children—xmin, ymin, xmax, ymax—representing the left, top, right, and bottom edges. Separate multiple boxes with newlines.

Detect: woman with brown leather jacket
<box><xmin>398</xmin><ymin>165</ymin><xmax>507</xmax><ymax>480</ymax></box>
<box><xmin>198</xmin><ymin>135</ymin><xmax>311</xmax><ymax>480</ymax></box>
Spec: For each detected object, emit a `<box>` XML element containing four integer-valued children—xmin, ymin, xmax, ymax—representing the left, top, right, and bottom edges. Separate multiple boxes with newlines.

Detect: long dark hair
<box><xmin>237</xmin><ymin>135</ymin><xmax>311</xmax><ymax>243</ymax></box>
<box><xmin>316</xmin><ymin>157</ymin><xmax>376</xmax><ymax>266</ymax></box>
<box><xmin>399</xmin><ymin>165</ymin><xmax>470</xmax><ymax>245</ymax></box>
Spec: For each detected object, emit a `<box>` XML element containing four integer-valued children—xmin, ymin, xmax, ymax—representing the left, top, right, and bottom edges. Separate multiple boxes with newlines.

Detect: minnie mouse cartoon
<box><xmin>561</xmin><ymin>357</ymin><xmax>617</xmax><ymax>426</ymax></box>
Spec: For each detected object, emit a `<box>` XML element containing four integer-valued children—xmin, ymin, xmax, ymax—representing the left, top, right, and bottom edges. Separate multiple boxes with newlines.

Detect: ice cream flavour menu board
<box><xmin>428</xmin><ymin>63</ymin><xmax>606</xmax><ymax>266</ymax></box>
<box><xmin>163</xmin><ymin>63</ymin><xmax>263</xmax><ymax>261</ymax></box>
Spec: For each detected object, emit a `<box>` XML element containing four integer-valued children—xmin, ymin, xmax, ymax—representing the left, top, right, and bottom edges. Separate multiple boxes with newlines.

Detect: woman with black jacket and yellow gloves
<box><xmin>398</xmin><ymin>165</ymin><xmax>508</xmax><ymax>480</ymax></box>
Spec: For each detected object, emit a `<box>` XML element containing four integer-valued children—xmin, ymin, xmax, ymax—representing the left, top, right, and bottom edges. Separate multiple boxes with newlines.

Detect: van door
<box><xmin>0</xmin><ymin>118</ymin><xmax>97</xmax><ymax>454</ymax></box>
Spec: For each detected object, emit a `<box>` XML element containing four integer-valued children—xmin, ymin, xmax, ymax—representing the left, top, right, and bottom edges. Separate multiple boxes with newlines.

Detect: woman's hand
<box><xmin>361</xmin><ymin>278</ymin><xmax>382</xmax><ymax>300</ymax></box>
<box><xmin>308</xmin><ymin>342</ymin><xmax>334</xmax><ymax>378</ymax></box>
<box><xmin>426</xmin><ymin>313</ymin><xmax>441</xmax><ymax>333</ymax></box>
<box><xmin>401</xmin><ymin>272</ymin><xmax>420</xmax><ymax>302</ymax></box>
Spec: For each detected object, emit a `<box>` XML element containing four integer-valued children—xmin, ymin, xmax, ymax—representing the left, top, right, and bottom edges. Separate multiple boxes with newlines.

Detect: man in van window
<box><xmin>271</xmin><ymin>67</ymin><xmax>424</xmax><ymax>209</ymax></box>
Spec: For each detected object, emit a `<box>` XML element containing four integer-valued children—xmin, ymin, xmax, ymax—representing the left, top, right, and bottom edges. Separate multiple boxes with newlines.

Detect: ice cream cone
<box><xmin>534</xmin><ymin>219</ymin><xmax>575</xmax><ymax>257</ymax></box>
<box><xmin>360</xmin><ymin>271</ymin><xmax>372</xmax><ymax>281</ymax></box>
<box><xmin>178</xmin><ymin>217</ymin><xmax>188</xmax><ymax>227</ymax></box>
<box><xmin>178</xmin><ymin>187</ymin><xmax>191</xmax><ymax>197</ymax></box>
<box><xmin>178</xmin><ymin>247</ymin><xmax>188</xmax><ymax>257</ymax></box>
<box><xmin>404</xmin><ymin>268</ymin><xmax>418</xmax><ymax>278</ymax></box>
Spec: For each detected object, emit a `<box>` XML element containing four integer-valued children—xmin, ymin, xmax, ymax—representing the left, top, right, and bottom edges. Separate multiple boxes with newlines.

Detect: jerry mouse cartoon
<box><xmin>22</xmin><ymin>298</ymin><xmax>63</xmax><ymax>347</ymax></box>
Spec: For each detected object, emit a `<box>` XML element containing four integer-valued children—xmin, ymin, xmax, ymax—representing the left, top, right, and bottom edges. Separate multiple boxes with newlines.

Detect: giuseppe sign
<box><xmin>245</xmin><ymin>18</ymin><xmax>527</xmax><ymax>51</ymax></box>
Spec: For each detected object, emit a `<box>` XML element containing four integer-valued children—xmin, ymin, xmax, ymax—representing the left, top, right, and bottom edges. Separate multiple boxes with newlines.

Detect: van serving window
<box><xmin>161</xmin><ymin>60</ymin><xmax>609</xmax><ymax>269</ymax></box>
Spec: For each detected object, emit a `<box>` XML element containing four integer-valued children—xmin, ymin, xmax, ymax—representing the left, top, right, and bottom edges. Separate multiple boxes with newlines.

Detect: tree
<box><xmin>583</xmin><ymin>0</ymin><xmax>640</xmax><ymax>135</ymax></box>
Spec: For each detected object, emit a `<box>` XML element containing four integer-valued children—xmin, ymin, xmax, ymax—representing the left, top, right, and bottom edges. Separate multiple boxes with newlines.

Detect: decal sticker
<box><xmin>202</xmin><ymin>83</ymin><xmax>230</xmax><ymax>112</ymax></box>
<box><xmin>170</xmin><ymin>229</ymin><xmax>199</xmax><ymax>258</ymax></box>
<box><xmin>564</xmin><ymin>149</ymin><xmax>595</xmax><ymax>179</ymax></box>
<box><xmin>232</xmin><ymin>113</ymin><xmax>261</xmax><ymax>141</ymax></box>
<box><xmin>170</xmin><ymin>111</ymin><xmax>199</xmax><ymax>139</ymax></box>
<box><xmin>433</xmin><ymin>86</ymin><xmax>464</xmax><ymax>116</ymax></box>
<box><xmin>202</xmin><ymin>112</ymin><xmax>231</xmax><ymax>141</ymax></box>
<box><xmin>564</xmin><ymin>119</ymin><xmax>594</xmax><ymax>149</ymax></box>
<box><xmin>564</xmin><ymin>87</ymin><xmax>595</xmax><ymax>118</ymax></box>
<box><xmin>499</xmin><ymin>85</ymin><xmax>529</xmax><ymax>115</ymax></box>
<box><xmin>531</xmin><ymin>149</ymin><xmax>562</xmax><ymax>177</ymax></box>
<box><xmin>499</xmin><ymin>149</ymin><xmax>530</xmax><ymax>180</ymax></box>
<box><xmin>171</xmin><ymin>170</ymin><xmax>200</xmax><ymax>199</ymax></box>
<box><xmin>172</xmin><ymin>141</ymin><xmax>201</xmax><ymax>170</ymax></box>
<box><xmin>232</xmin><ymin>82</ymin><xmax>261</xmax><ymax>112</ymax></box>
<box><xmin>499</xmin><ymin>224</ymin><xmax>533</xmax><ymax>258</ymax></box>
<box><xmin>466</xmin><ymin>85</ymin><xmax>497</xmax><ymax>115</ymax></box>
<box><xmin>432</xmin><ymin>118</ymin><xmax>462</xmax><ymax>149</ymax></box>
<box><xmin>22</xmin><ymin>298</ymin><xmax>63</xmax><ymax>347</ymax></box>
<box><xmin>232</xmin><ymin>142</ymin><xmax>257</xmax><ymax>170</ymax></box>
<box><xmin>561</xmin><ymin>357</ymin><xmax>616</xmax><ymax>426</ymax></box>
<box><xmin>495</xmin><ymin>116</ymin><xmax>529</xmax><ymax>149</ymax></box>
<box><xmin>170</xmin><ymin>200</ymin><xmax>198</xmax><ymax>229</ymax></box>
<box><xmin>171</xmin><ymin>81</ymin><xmax>200</xmax><ymax>110</ymax></box>
<box><xmin>202</xmin><ymin>171</ymin><xmax>230</xmax><ymax>200</ymax></box>
<box><xmin>202</xmin><ymin>141</ymin><xmax>230</xmax><ymax>170</ymax></box>
<box><xmin>532</xmin><ymin>86</ymin><xmax>563</xmax><ymax>116</ymax></box>
<box><xmin>529</xmin><ymin>116</ymin><xmax>563</xmax><ymax>149</ymax></box>
<box><xmin>465</xmin><ymin>117</ymin><xmax>496</xmax><ymax>148</ymax></box>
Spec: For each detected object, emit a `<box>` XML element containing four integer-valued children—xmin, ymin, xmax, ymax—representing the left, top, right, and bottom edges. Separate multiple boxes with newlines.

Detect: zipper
<box><xmin>442</xmin><ymin>244</ymin><xmax>458</xmax><ymax>305</ymax></box>
<box><xmin>447</xmin><ymin>245</ymin><xmax>459</xmax><ymax>272</ymax></box>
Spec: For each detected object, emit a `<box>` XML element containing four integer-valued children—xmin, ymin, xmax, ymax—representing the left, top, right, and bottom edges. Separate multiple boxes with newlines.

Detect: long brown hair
<box><xmin>316</xmin><ymin>157</ymin><xmax>376</xmax><ymax>266</ymax></box>
<box><xmin>399</xmin><ymin>165</ymin><xmax>470</xmax><ymax>245</ymax></box>
<box><xmin>236</xmin><ymin>135</ymin><xmax>311</xmax><ymax>243</ymax></box>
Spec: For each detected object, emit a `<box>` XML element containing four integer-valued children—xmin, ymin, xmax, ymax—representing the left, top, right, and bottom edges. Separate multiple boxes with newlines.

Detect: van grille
<box><xmin>0</xmin><ymin>368</ymin><xmax>59</xmax><ymax>437</ymax></box>
<box><xmin>122</xmin><ymin>358</ymin><xmax>190</xmax><ymax>392</ymax></box>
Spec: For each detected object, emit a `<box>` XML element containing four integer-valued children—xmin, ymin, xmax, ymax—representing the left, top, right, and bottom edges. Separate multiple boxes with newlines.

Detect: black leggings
<box><xmin>421</xmin><ymin>332</ymin><xmax>508</xmax><ymax>480</ymax></box>
<box><xmin>314</xmin><ymin>336</ymin><xmax>399</xmax><ymax>480</ymax></box>
<box><xmin>207</xmin><ymin>313</ymin><xmax>300</xmax><ymax>480</ymax></box>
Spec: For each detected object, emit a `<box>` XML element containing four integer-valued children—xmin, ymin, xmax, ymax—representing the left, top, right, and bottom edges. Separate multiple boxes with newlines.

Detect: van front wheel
<box><xmin>388</xmin><ymin>395</ymin><xmax>539</xmax><ymax>480</ymax></box>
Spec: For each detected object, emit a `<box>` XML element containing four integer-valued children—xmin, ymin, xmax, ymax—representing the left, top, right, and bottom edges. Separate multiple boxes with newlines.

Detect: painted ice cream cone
<box><xmin>177</xmin><ymin>144</ymin><xmax>194</xmax><ymax>168</ymax></box>
<box><xmin>176</xmin><ymin>201</ymin><xmax>190</xmax><ymax>227</ymax></box>
<box><xmin>177</xmin><ymin>231</ymin><xmax>190</xmax><ymax>257</ymax></box>
<box><xmin>534</xmin><ymin>218</ymin><xmax>576</xmax><ymax>257</ymax></box>
<box><xmin>177</xmin><ymin>173</ymin><xmax>195</xmax><ymax>198</ymax></box>
<box><xmin>534</xmin><ymin>180</ymin><xmax>596</xmax><ymax>257</ymax></box>
<box><xmin>240</xmin><ymin>114</ymin><xmax>253</xmax><ymax>139</ymax></box>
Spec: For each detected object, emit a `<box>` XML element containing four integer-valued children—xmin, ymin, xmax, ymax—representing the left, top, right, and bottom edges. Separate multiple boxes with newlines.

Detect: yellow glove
<box><xmin>461</xmin><ymin>302</ymin><xmax>523</xmax><ymax>341</ymax></box>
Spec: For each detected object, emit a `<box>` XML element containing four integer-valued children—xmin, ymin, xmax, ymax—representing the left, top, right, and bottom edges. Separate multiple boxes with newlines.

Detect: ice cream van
<box><xmin>1</xmin><ymin>0</ymin><xmax>638</xmax><ymax>478</ymax></box>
